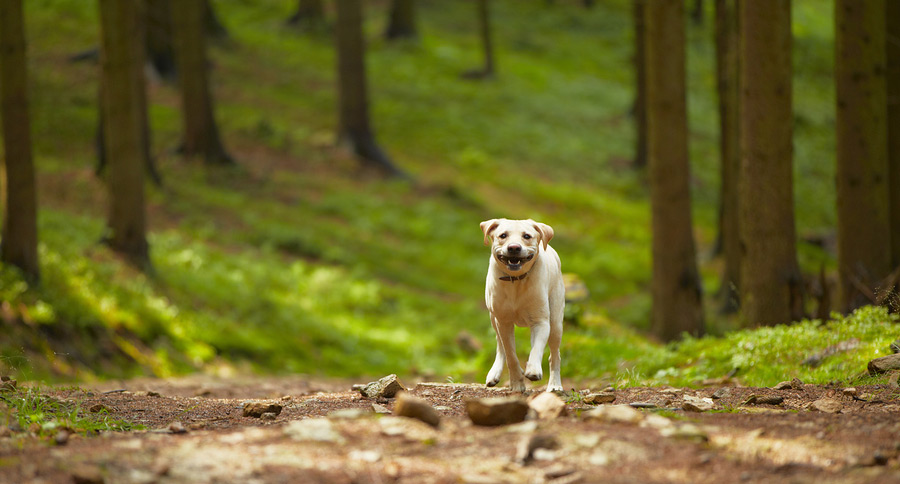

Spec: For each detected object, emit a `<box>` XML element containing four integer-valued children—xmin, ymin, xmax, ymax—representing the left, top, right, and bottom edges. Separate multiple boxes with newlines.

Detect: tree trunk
<box><xmin>645</xmin><ymin>0</ymin><xmax>704</xmax><ymax>341</ymax></box>
<box><xmin>739</xmin><ymin>1</ymin><xmax>801</xmax><ymax>326</ymax></box>
<box><xmin>335</xmin><ymin>0</ymin><xmax>405</xmax><ymax>177</ymax></box>
<box><xmin>145</xmin><ymin>0</ymin><xmax>176</xmax><ymax>80</ymax></box>
<box><xmin>172</xmin><ymin>0</ymin><xmax>233</xmax><ymax>165</ymax></box>
<box><xmin>477</xmin><ymin>0</ymin><xmax>495</xmax><ymax>77</ymax></box>
<box><xmin>287</xmin><ymin>0</ymin><xmax>326</xmax><ymax>30</ymax></box>
<box><xmin>204</xmin><ymin>0</ymin><xmax>229</xmax><ymax>40</ymax></box>
<box><xmin>887</xmin><ymin>1</ymin><xmax>900</xmax><ymax>269</ymax></box>
<box><xmin>835</xmin><ymin>0</ymin><xmax>891</xmax><ymax>311</ymax></box>
<box><xmin>99</xmin><ymin>0</ymin><xmax>150</xmax><ymax>267</ymax></box>
<box><xmin>691</xmin><ymin>0</ymin><xmax>704</xmax><ymax>26</ymax></box>
<box><xmin>715</xmin><ymin>0</ymin><xmax>740</xmax><ymax>313</ymax></box>
<box><xmin>632</xmin><ymin>0</ymin><xmax>647</xmax><ymax>169</ymax></box>
<box><xmin>0</xmin><ymin>0</ymin><xmax>39</xmax><ymax>281</ymax></box>
<box><xmin>385</xmin><ymin>0</ymin><xmax>417</xmax><ymax>40</ymax></box>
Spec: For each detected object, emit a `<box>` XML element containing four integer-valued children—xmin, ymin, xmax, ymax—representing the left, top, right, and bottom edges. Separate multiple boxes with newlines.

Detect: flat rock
<box><xmin>581</xmin><ymin>404</ymin><xmax>644</xmax><ymax>424</ymax></box>
<box><xmin>868</xmin><ymin>354</ymin><xmax>900</xmax><ymax>374</ymax></box>
<box><xmin>583</xmin><ymin>392</ymin><xmax>616</xmax><ymax>405</ymax></box>
<box><xmin>359</xmin><ymin>374</ymin><xmax>405</xmax><ymax>399</ymax></box>
<box><xmin>284</xmin><ymin>418</ymin><xmax>345</xmax><ymax>443</ymax></box>
<box><xmin>242</xmin><ymin>401</ymin><xmax>283</xmax><ymax>418</ymax></box>
<box><xmin>741</xmin><ymin>394</ymin><xmax>784</xmax><ymax>406</ymax></box>
<box><xmin>372</xmin><ymin>403</ymin><xmax>391</xmax><ymax>414</ymax></box>
<box><xmin>528</xmin><ymin>392</ymin><xmax>567</xmax><ymax>419</ymax></box>
<box><xmin>810</xmin><ymin>398</ymin><xmax>843</xmax><ymax>414</ymax></box>
<box><xmin>773</xmin><ymin>380</ymin><xmax>793</xmax><ymax>390</ymax></box>
<box><xmin>682</xmin><ymin>395</ymin><xmax>715</xmax><ymax>412</ymax></box>
<box><xmin>465</xmin><ymin>397</ymin><xmax>529</xmax><ymax>426</ymax></box>
<box><xmin>711</xmin><ymin>387</ymin><xmax>731</xmax><ymax>399</ymax></box>
<box><xmin>394</xmin><ymin>392</ymin><xmax>441</xmax><ymax>427</ymax></box>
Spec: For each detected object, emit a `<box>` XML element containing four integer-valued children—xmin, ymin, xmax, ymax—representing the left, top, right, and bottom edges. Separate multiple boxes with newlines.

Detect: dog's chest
<box><xmin>487</xmin><ymin>281</ymin><xmax>546</xmax><ymax>324</ymax></box>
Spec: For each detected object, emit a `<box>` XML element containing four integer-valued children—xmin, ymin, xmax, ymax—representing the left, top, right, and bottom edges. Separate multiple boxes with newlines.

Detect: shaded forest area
<box><xmin>0</xmin><ymin>0</ymin><xmax>898</xmax><ymax>387</ymax></box>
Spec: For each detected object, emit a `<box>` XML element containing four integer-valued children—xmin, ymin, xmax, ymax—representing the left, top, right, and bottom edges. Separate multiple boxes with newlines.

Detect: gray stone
<box><xmin>581</xmin><ymin>404</ymin><xmax>644</xmax><ymax>424</ymax></box>
<box><xmin>465</xmin><ymin>397</ymin><xmax>529</xmax><ymax>426</ymax></box>
<box><xmin>242</xmin><ymin>401</ymin><xmax>283</xmax><ymax>418</ymax></box>
<box><xmin>868</xmin><ymin>354</ymin><xmax>900</xmax><ymax>374</ymax></box>
<box><xmin>773</xmin><ymin>380</ymin><xmax>793</xmax><ymax>390</ymax></box>
<box><xmin>516</xmin><ymin>433</ymin><xmax>559</xmax><ymax>464</ymax></box>
<box><xmin>89</xmin><ymin>403</ymin><xmax>109</xmax><ymax>413</ymax></box>
<box><xmin>528</xmin><ymin>392</ymin><xmax>567</xmax><ymax>419</ymax></box>
<box><xmin>583</xmin><ymin>392</ymin><xmax>616</xmax><ymax>405</ymax></box>
<box><xmin>260</xmin><ymin>412</ymin><xmax>278</xmax><ymax>421</ymax></box>
<box><xmin>842</xmin><ymin>387</ymin><xmax>858</xmax><ymax>397</ymax></box>
<box><xmin>711</xmin><ymin>387</ymin><xmax>731</xmax><ymax>399</ymax></box>
<box><xmin>810</xmin><ymin>398</ymin><xmax>843</xmax><ymax>414</ymax></box>
<box><xmin>168</xmin><ymin>421</ymin><xmax>187</xmax><ymax>433</ymax></box>
<box><xmin>359</xmin><ymin>374</ymin><xmax>405</xmax><ymax>399</ymax></box>
<box><xmin>682</xmin><ymin>395</ymin><xmax>714</xmax><ymax>412</ymax></box>
<box><xmin>741</xmin><ymin>394</ymin><xmax>783</xmax><ymax>406</ymax></box>
<box><xmin>372</xmin><ymin>403</ymin><xmax>391</xmax><ymax>414</ymax></box>
<box><xmin>284</xmin><ymin>418</ymin><xmax>345</xmax><ymax>444</ymax></box>
<box><xmin>394</xmin><ymin>392</ymin><xmax>440</xmax><ymax>428</ymax></box>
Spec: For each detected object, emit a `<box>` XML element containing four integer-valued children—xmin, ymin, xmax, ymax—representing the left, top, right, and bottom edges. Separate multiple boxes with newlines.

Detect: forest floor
<box><xmin>1</xmin><ymin>375</ymin><xmax>899</xmax><ymax>484</ymax></box>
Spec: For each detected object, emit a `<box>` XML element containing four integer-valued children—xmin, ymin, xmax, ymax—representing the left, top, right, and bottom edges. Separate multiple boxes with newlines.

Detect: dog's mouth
<box><xmin>496</xmin><ymin>253</ymin><xmax>534</xmax><ymax>271</ymax></box>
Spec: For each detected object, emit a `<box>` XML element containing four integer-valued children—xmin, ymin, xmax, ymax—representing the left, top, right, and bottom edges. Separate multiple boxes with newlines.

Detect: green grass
<box><xmin>0</xmin><ymin>386</ymin><xmax>143</xmax><ymax>438</ymax></box>
<box><xmin>0</xmin><ymin>0</ymin><xmax>894</xmax><ymax>389</ymax></box>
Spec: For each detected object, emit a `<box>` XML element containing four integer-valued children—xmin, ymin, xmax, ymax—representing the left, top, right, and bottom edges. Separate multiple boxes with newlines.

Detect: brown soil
<box><xmin>1</xmin><ymin>376</ymin><xmax>899</xmax><ymax>484</ymax></box>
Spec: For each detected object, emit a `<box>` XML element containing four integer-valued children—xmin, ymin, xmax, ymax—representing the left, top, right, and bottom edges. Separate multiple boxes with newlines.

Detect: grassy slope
<box><xmin>0</xmin><ymin>0</ymin><xmax>895</xmax><ymax>387</ymax></box>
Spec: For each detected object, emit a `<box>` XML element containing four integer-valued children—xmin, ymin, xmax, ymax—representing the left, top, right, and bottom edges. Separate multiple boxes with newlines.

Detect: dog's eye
<box><xmin>523</xmin><ymin>233</ymin><xmax>532</xmax><ymax>240</ymax></box>
<box><xmin>499</xmin><ymin>233</ymin><xmax>507</xmax><ymax>239</ymax></box>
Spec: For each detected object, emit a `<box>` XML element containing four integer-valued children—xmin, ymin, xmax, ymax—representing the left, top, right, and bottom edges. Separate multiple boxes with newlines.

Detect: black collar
<box><xmin>499</xmin><ymin>271</ymin><xmax>529</xmax><ymax>282</ymax></box>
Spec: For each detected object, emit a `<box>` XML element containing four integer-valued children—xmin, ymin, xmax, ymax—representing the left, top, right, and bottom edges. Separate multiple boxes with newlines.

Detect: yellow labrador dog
<box><xmin>480</xmin><ymin>219</ymin><xmax>564</xmax><ymax>392</ymax></box>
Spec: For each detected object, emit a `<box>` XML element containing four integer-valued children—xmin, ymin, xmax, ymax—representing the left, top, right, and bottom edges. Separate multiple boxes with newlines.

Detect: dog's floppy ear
<box><xmin>480</xmin><ymin>219</ymin><xmax>500</xmax><ymax>246</ymax></box>
<box><xmin>531</xmin><ymin>221</ymin><xmax>554</xmax><ymax>250</ymax></box>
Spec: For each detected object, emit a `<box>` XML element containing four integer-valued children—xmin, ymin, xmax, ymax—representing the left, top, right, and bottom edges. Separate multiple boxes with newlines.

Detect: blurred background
<box><xmin>0</xmin><ymin>0</ymin><xmax>897</xmax><ymax>388</ymax></box>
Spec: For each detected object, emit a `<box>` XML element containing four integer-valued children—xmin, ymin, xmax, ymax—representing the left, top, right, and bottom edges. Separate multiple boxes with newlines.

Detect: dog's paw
<box><xmin>524</xmin><ymin>370</ymin><xmax>542</xmax><ymax>382</ymax></box>
<box><xmin>509</xmin><ymin>381</ymin><xmax>527</xmax><ymax>392</ymax></box>
<box><xmin>485</xmin><ymin>376</ymin><xmax>500</xmax><ymax>387</ymax></box>
<box><xmin>545</xmin><ymin>384</ymin><xmax>564</xmax><ymax>393</ymax></box>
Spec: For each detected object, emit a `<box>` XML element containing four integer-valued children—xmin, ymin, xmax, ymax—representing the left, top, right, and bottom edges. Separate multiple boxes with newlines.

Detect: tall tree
<box><xmin>171</xmin><ymin>0</ymin><xmax>233</xmax><ymax>165</ymax></box>
<box><xmin>287</xmin><ymin>0</ymin><xmax>326</xmax><ymax>30</ymax></box>
<box><xmin>385</xmin><ymin>0</ymin><xmax>417</xmax><ymax>40</ymax></box>
<box><xmin>645</xmin><ymin>0</ymin><xmax>704</xmax><ymax>341</ymax></box>
<box><xmin>464</xmin><ymin>0</ymin><xmax>495</xmax><ymax>79</ymax></box>
<box><xmin>739</xmin><ymin>1</ymin><xmax>801</xmax><ymax>326</ymax></box>
<box><xmin>835</xmin><ymin>0</ymin><xmax>891</xmax><ymax>311</ymax></box>
<box><xmin>145</xmin><ymin>0</ymin><xmax>176</xmax><ymax>80</ymax></box>
<box><xmin>632</xmin><ymin>0</ymin><xmax>647</xmax><ymax>169</ymax></box>
<box><xmin>335</xmin><ymin>0</ymin><xmax>405</xmax><ymax>176</ymax></box>
<box><xmin>0</xmin><ymin>0</ymin><xmax>39</xmax><ymax>281</ymax></box>
<box><xmin>887</xmin><ymin>1</ymin><xmax>900</xmax><ymax>269</ymax></box>
<box><xmin>715</xmin><ymin>0</ymin><xmax>740</xmax><ymax>312</ymax></box>
<box><xmin>98</xmin><ymin>0</ymin><xmax>150</xmax><ymax>266</ymax></box>
<box><xmin>203</xmin><ymin>0</ymin><xmax>229</xmax><ymax>40</ymax></box>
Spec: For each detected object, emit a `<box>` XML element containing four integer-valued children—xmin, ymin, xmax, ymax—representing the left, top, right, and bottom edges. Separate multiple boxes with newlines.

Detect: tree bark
<box><xmin>0</xmin><ymin>0</ymin><xmax>39</xmax><ymax>281</ymax></box>
<box><xmin>287</xmin><ymin>0</ymin><xmax>326</xmax><ymax>30</ymax></box>
<box><xmin>145</xmin><ymin>0</ymin><xmax>176</xmax><ymax>80</ymax></box>
<box><xmin>715</xmin><ymin>0</ymin><xmax>740</xmax><ymax>313</ymax></box>
<box><xmin>171</xmin><ymin>0</ymin><xmax>233</xmax><ymax>165</ymax></box>
<box><xmin>477</xmin><ymin>0</ymin><xmax>495</xmax><ymax>77</ymax></box>
<box><xmin>835</xmin><ymin>0</ymin><xmax>891</xmax><ymax>311</ymax></box>
<box><xmin>645</xmin><ymin>0</ymin><xmax>704</xmax><ymax>341</ymax></box>
<box><xmin>887</xmin><ymin>1</ymin><xmax>900</xmax><ymax>269</ymax></box>
<box><xmin>739</xmin><ymin>1</ymin><xmax>801</xmax><ymax>326</ymax></box>
<box><xmin>99</xmin><ymin>0</ymin><xmax>150</xmax><ymax>267</ymax></box>
<box><xmin>632</xmin><ymin>0</ymin><xmax>647</xmax><ymax>169</ymax></box>
<box><xmin>385</xmin><ymin>0</ymin><xmax>417</xmax><ymax>40</ymax></box>
<box><xmin>335</xmin><ymin>0</ymin><xmax>405</xmax><ymax>177</ymax></box>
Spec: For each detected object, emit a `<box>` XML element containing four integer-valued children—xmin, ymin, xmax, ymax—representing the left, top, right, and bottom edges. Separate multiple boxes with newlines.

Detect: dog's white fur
<box><xmin>481</xmin><ymin>218</ymin><xmax>564</xmax><ymax>392</ymax></box>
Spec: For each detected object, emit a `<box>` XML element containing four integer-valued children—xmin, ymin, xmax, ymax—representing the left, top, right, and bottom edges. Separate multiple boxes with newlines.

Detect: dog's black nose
<box><xmin>507</xmin><ymin>244</ymin><xmax>522</xmax><ymax>253</ymax></box>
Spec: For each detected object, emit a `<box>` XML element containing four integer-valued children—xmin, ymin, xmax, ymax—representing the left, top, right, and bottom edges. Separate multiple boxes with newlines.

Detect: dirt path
<box><xmin>1</xmin><ymin>376</ymin><xmax>899</xmax><ymax>483</ymax></box>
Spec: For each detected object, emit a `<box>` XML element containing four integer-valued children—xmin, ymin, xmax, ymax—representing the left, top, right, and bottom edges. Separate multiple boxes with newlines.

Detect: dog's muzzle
<box><xmin>495</xmin><ymin>252</ymin><xmax>534</xmax><ymax>272</ymax></box>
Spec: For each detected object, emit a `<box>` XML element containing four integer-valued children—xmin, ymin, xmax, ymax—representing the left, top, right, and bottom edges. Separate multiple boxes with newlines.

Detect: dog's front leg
<box><xmin>485</xmin><ymin>317</ymin><xmax>506</xmax><ymax>387</ymax></box>
<box><xmin>524</xmin><ymin>319</ymin><xmax>549</xmax><ymax>382</ymax></box>
<box><xmin>496</xmin><ymin>319</ymin><xmax>526</xmax><ymax>392</ymax></box>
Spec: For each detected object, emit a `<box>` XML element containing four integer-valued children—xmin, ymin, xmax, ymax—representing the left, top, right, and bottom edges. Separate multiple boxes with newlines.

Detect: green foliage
<box><xmin>1</xmin><ymin>386</ymin><xmax>143</xmax><ymax>438</ymax></box>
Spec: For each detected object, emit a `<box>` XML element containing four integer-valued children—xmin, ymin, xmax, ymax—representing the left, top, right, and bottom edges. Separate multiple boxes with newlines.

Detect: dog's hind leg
<box><xmin>546</xmin><ymin>318</ymin><xmax>563</xmax><ymax>392</ymax></box>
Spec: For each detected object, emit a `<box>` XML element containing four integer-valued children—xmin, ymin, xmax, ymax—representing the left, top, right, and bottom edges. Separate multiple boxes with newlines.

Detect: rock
<box><xmin>0</xmin><ymin>379</ymin><xmax>17</xmax><ymax>392</ymax></box>
<box><xmin>284</xmin><ymin>418</ymin><xmax>345</xmax><ymax>444</ymax></box>
<box><xmin>629</xmin><ymin>402</ymin><xmax>657</xmax><ymax>409</ymax></box>
<box><xmin>328</xmin><ymin>408</ymin><xmax>371</xmax><ymax>419</ymax></box>
<box><xmin>889</xmin><ymin>371</ymin><xmax>900</xmax><ymax>387</ymax></box>
<box><xmin>465</xmin><ymin>397</ymin><xmax>529</xmax><ymax>426</ymax></box>
<box><xmin>455</xmin><ymin>330</ymin><xmax>483</xmax><ymax>354</ymax></box>
<box><xmin>260</xmin><ymin>412</ymin><xmax>278</xmax><ymax>421</ymax></box>
<box><xmin>773</xmin><ymin>380</ymin><xmax>793</xmax><ymax>390</ymax></box>
<box><xmin>810</xmin><ymin>398</ymin><xmax>843</xmax><ymax>414</ymax></box>
<box><xmin>661</xmin><ymin>423</ymin><xmax>709</xmax><ymax>442</ymax></box>
<box><xmin>682</xmin><ymin>395</ymin><xmax>714</xmax><ymax>412</ymax></box>
<box><xmin>134</xmin><ymin>391</ymin><xmax>161</xmax><ymax>398</ymax></box>
<box><xmin>582</xmin><ymin>404</ymin><xmax>644</xmax><ymax>424</ymax></box>
<box><xmin>842</xmin><ymin>387</ymin><xmax>858</xmax><ymax>397</ymax></box>
<box><xmin>528</xmin><ymin>392</ymin><xmax>567</xmax><ymax>419</ymax></box>
<box><xmin>640</xmin><ymin>413</ymin><xmax>674</xmax><ymax>430</ymax></box>
<box><xmin>168</xmin><ymin>421</ymin><xmax>187</xmax><ymax>434</ymax></box>
<box><xmin>516</xmin><ymin>433</ymin><xmax>559</xmax><ymax>464</ymax></box>
<box><xmin>359</xmin><ymin>374</ymin><xmax>405</xmax><ymax>399</ymax></box>
<box><xmin>242</xmin><ymin>401</ymin><xmax>283</xmax><ymax>418</ymax></box>
<box><xmin>868</xmin><ymin>354</ymin><xmax>900</xmax><ymax>374</ymax></box>
<box><xmin>711</xmin><ymin>387</ymin><xmax>731</xmax><ymax>399</ymax></box>
<box><xmin>89</xmin><ymin>404</ymin><xmax>109</xmax><ymax>413</ymax></box>
<box><xmin>379</xmin><ymin>416</ymin><xmax>439</xmax><ymax>441</ymax></box>
<box><xmin>394</xmin><ymin>392</ymin><xmax>440</xmax><ymax>428</ymax></box>
<box><xmin>372</xmin><ymin>403</ymin><xmax>391</xmax><ymax>414</ymax></box>
<box><xmin>583</xmin><ymin>392</ymin><xmax>616</xmax><ymax>405</ymax></box>
<box><xmin>792</xmin><ymin>377</ymin><xmax>804</xmax><ymax>388</ymax></box>
<box><xmin>741</xmin><ymin>394</ymin><xmax>783</xmax><ymax>406</ymax></box>
<box><xmin>71</xmin><ymin>464</ymin><xmax>105</xmax><ymax>484</ymax></box>
<box><xmin>54</xmin><ymin>429</ymin><xmax>70</xmax><ymax>445</ymax></box>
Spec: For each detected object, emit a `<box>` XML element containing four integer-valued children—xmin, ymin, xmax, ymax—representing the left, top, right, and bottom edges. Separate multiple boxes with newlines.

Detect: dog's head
<box><xmin>480</xmin><ymin>218</ymin><xmax>554</xmax><ymax>273</ymax></box>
